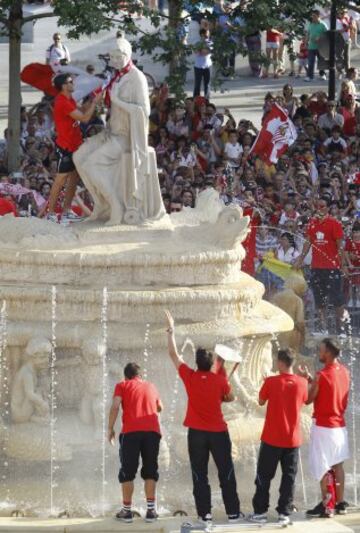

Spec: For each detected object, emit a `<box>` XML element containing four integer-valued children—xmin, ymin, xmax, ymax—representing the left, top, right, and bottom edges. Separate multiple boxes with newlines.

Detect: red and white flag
<box><xmin>250</xmin><ymin>103</ymin><xmax>297</xmax><ymax>164</ymax></box>
<box><xmin>348</xmin><ymin>172</ymin><xmax>360</xmax><ymax>185</ymax></box>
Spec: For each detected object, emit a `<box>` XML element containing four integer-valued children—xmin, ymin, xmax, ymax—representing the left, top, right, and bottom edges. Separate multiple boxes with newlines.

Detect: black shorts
<box><xmin>311</xmin><ymin>268</ymin><xmax>345</xmax><ymax>308</ymax></box>
<box><xmin>118</xmin><ymin>431</ymin><xmax>161</xmax><ymax>483</ymax></box>
<box><xmin>55</xmin><ymin>145</ymin><xmax>76</xmax><ymax>174</ymax></box>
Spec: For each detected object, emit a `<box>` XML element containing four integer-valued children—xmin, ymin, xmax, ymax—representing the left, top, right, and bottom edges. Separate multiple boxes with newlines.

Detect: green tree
<box><xmin>0</xmin><ymin>0</ymin><xmax>352</xmax><ymax>171</ymax></box>
<box><xmin>0</xmin><ymin>0</ymin><xmax>121</xmax><ymax>171</ymax></box>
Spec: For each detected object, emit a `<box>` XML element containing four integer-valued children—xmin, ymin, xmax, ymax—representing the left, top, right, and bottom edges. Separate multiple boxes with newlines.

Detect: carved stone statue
<box><xmin>73</xmin><ymin>36</ymin><xmax>165</xmax><ymax>225</ymax></box>
<box><xmin>79</xmin><ymin>338</ymin><xmax>105</xmax><ymax>428</ymax></box>
<box><xmin>270</xmin><ymin>274</ymin><xmax>307</xmax><ymax>354</ymax></box>
<box><xmin>10</xmin><ymin>337</ymin><xmax>51</xmax><ymax>424</ymax></box>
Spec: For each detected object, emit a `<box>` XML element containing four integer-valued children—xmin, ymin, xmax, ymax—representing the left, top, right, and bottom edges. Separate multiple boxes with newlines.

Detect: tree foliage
<box><xmin>0</xmin><ymin>0</ymin><xmax>355</xmax><ymax>169</ymax></box>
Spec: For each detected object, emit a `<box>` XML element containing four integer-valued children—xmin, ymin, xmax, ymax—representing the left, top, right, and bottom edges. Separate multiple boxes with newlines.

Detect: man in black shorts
<box><xmin>47</xmin><ymin>73</ymin><xmax>101</xmax><ymax>223</ymax></box>
<box><xmin>108</xmin><ymin>363</ymin><xmax>163</xmax><ymax>523</ymax></box>
<box><xmin>294</xmin><ymin>197</ymin><xmax>346</xmax><ymax>334</ymax></box>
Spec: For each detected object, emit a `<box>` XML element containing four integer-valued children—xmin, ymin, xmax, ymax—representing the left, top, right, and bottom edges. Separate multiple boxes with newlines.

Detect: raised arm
<box><xmin>164</xmin><ymin>310</ymin><xmax>184</xmax><ymax>370</ymax></box>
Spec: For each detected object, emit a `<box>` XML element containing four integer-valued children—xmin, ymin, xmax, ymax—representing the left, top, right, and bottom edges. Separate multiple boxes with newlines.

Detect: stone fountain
<box><xmin>0</xmin><ymin>194</ymin><xmax>304</xmax><ymax>517</ymax></box>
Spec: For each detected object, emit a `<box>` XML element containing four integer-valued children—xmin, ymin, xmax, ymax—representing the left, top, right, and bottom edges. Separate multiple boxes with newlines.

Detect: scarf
<box><xmin>104</xmin><ymin>60</ymin><xmax>133</xmax><ymax>108</ymax></box>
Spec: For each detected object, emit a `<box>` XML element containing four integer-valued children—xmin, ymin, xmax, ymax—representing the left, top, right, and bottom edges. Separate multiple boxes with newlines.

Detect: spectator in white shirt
<box><xmin>279</xmin><ymin>201</ymin><xmax>300</xmax><ymax>226</ymax></box>
<box><xmin>46</xmin><ymin>33</ymin><xmax>71</xmax><ymax>71</ymax></box>
<box><xmin>276</xmin><ymin>232</ymin><xmax>300</xmax><ymax>265</ymax></box>
<box><xmin>193</xmin><ymin>28</ymin><xmax>212</xmax><ymax>99</ymax></box>
<box><xmin>323</xmin><ymin>125</ymin><xmax>347</xmax><ymax>156</ymax></box>
<box><xmin>224</xmin><ymin>130</ymin><xmax>243</xmax><ymax>169</ymax></box>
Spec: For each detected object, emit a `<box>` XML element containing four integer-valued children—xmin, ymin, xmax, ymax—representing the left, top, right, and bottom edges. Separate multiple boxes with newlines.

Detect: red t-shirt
<box><xmin>259</xmin><ymin>374</ymin><xmax>308</xmax><ymax>448</ymax></box>
<box><xmin>306</xmin><ymin>215</ymin><xmax>343</xmax><ymax>269</ymax></box>
<box><xmin>0</xmin><ymin>197</ymin><xmax>17</xmax><ymax>216</ymax></box>
<box><xmin>113</xmin><ymin>377</ymin><xmax>161</xmax><ymax>434</ymax></box>
<box><xmin>53</xmin><ymin>93</ymin><xmax>83</xmax><ymax>152</ymax></box>
<box><xmin>266</xmin><ymin>30</ymin><xmax>281</xmax><ymax>43</ymax></box>
<box><xmin>178</xmin><ymin>363</ymin><xmax>230</xmax><ymax>432</ymax></box>
<box><xmin>313</xmin><ymin>362</ymin><xmax>350</xmax><ymax>428</ymax></box>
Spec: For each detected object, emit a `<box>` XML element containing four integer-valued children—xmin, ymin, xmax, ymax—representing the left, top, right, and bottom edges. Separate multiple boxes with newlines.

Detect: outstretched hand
<box><xmin>164</xmin><ymin>309</ymin><xmax>175</xmax><ymax>331</ymax></box>
<box><xmin>298</xmin><ymin>364</ymin><xmax>312</xmax><ymax>381</ymax></box>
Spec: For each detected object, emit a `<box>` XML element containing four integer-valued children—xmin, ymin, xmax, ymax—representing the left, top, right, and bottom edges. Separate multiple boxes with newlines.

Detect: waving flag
<box><xmin>251</xmin><ymin>103</ymin><xmax>297</xmax><ymax>164</ymax></box>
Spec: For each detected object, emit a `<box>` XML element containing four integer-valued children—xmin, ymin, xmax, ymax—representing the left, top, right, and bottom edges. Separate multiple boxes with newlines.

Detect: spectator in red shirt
<box><xmin>248</xmin><ymin>349</ymin><xmax>308</xmax><ymax>526</ymax></box>
<box><xmin>300</xmin><ymin>338</ymin><xmax>350</xmax><ymax>518</ymax></box>
<box><xmin>294</xmin><ymin>197</ymin><xmax>346</xmax><ymax>334</ymax></box>
<box><xmin>0</xmin><ymin>195</ymin><xmax>17</xmax><ymax>216</ymax></box>
<box><xmin>164</xmin><ymin>310</ymin><xmax>242</xmax><ymax>528</ymax></box>
<box><xmin>107</xmin><ymin>362</ymin><xmax>163</xmax><ymax>524</ymax></box>
<box><xmin>46</xmin><ymin>73</ymin><xmax>101</xmax><ymax>223</ymax></box>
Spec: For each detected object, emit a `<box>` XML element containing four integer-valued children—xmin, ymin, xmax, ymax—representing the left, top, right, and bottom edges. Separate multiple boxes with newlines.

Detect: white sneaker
<box><xmin>319</xmin><ymin>73</ymin><xmax>327</xmax><ymax>80</ymax></box>
<box><xmin>278</xmin><ymin>514</ymin><xmax>290</xmax><ymax>526</ymax></box>
<box><xmin>62</xmin><ymin>210</ymin><xmax>84</xmax><ymax>223</ymax></box>
<box><xmin>198</xmin><ymin>514</ymin><xmax>213</xmax><ymax>531</ymax></box>
<box><xmin>46</xmin><ymin>212</ymin><xmax>59</xmax><ymax>223</ymax></box>
<box><xmin>304</xmin><ymin>77</ymin><xmax>312</xmax><ymax>82</ymax></box>
<box><xmin>248</xmin><ymin>512</ymin><xmax>267</xmax><ymax>523</ymax></box>
<box><xmin>228</xmin><ymin>512</ymin><xmax>245</xmax><ymax>523</ymax></box>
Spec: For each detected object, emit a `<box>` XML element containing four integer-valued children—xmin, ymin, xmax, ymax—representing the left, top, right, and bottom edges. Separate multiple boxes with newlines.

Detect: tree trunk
<box><xmin>7</xmin><ymin>1</ymin><xmax>23</xmax><ymax>173</ymax></box>
<box><xmin>167</xmin><ymin>0</ymin><xmax>182</xmax><ymax>77</ymax></box>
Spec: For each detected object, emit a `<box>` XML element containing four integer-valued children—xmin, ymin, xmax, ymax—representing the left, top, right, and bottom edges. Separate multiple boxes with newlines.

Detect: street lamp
<box><xmin>328</xmin><ymin>0</ymin><xmax>337</xmax><ymax>100</ymax></box>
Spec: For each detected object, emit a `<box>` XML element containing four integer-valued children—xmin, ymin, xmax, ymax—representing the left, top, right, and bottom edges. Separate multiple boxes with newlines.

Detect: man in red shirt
<box><xmin>47</xmin><ymin>73</ymin><xmax>101</xmax><ymax>223</ymax></box>
<box><xmin>164</xmin><ymin>310</ymin><xmax>242</xmax><ymax>528</ymax></box>
<box><xmin>294</xmin><ymin>196</ymin><xmax>346</xmax><ymax>334</ymax></box>
<box><xmin>107</xmin><ymin>362</ymin><xmax>163</xmax><ymax>524</ymax></box>
<box><xmin>300</xmin><ymin>338</ymin><xmax>350</xmax><ymax>518</ymax></box>
<box><xmin>249</xmin><ymin>349</ymin><xmax>308</xmax><ymax>526</ymax></box>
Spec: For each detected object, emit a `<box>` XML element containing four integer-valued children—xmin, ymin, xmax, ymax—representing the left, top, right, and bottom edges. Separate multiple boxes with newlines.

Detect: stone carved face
<box><xmin>109</xmin><ymin>50</ymin><xmax>129</xmax><ymax>70</ymax></box>
<box><xmin>25</xmin><ymin>337</ymin><xmax>51</xmax><ymax>369</ymax></box>
<box><xmin>109</xmin><ymin>38</ymin><xmax>132</xmax><ymax>70</ymax></box>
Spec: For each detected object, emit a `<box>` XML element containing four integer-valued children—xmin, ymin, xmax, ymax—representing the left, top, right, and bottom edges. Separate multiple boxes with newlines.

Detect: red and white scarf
<box><xmin>103</xmin><ymin>60</ymin><xmax>133</xmax><ymax>107</ymax></box>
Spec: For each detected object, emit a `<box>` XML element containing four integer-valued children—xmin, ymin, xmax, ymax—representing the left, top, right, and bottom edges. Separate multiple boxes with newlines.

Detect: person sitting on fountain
<box><xmin>45</xmin><ymin>73</ymin><xmax>102</xmax><ymax>223</ymax></box>
<box><xmin>10</xmin><ymin>337</ymin><xmax>51</xmax><ymax>424</ymax></box>
<box><xmin>164</xmin><ymin>310</ymin><xmax>244</xmax><ymax>528</ymax></box>
<box><xmin>73</xmin><ymin>35</ymin><xmax>165</xmax><ymax>225</ymax></box>
<box><xmin>107</xmin><ymin>362</ymin><xmax>163</xmax><ymax>524</ymax></box>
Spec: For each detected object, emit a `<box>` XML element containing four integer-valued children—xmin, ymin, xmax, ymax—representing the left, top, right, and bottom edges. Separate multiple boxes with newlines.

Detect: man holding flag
<box><xmin>251</xmin><ymin>102</ymin><xmax>297</xmax><ymax>165</ymax></box>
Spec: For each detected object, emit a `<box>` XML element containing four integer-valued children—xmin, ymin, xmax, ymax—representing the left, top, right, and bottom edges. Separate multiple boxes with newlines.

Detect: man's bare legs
<box><xmin>144</xmin><ymin>479</ymin><xmax>156</xmax><ymax>500</ymax></box>
<box><xmin>333</xmin><ymin>463</ymin><xmax>345</xmax><ymax>503</ymax></box>
<box><xmin>319</xmin><ymin>462</ymin><xmax>345</xmax><ymax>502</ymax></box>
<box><xmin>122</xmin><ymin>481</ymin><xmax>134</xmax><ymax>503</ymax></box>
<box><xmin>47</xmin><ymin>172</ymin><xmax>69</xmax><ymax>214</ymax></box>
<box><xmin>62</xmin><ymin>170</ymin><xmax>79</xmax><ymax>213</ymax></box>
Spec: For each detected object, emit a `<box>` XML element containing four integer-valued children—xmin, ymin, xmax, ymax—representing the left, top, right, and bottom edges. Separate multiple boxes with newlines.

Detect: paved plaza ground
<box><xmin>0</xmin><ymin>513</ymin><xmax>359</xmax><ymax>533</ymax></box>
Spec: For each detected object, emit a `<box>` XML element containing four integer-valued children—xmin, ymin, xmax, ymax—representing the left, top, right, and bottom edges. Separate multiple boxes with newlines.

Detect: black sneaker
<box><xmin>115</xmin><ymin>508</ymin><xmax>133</xmax><ymax>523</ymax></box>
<box><xmin>306</xmin><ymin>502</ymin><xmax>327</xmax><ymax>517</ymax></box>
<box><xmin>335</xmin><ymin>501</ymin><xmax>349</xmax><ymax>515</ymax></box>
<box><xmin>145</xmin><ymin>509</ymin><xmax>159</xmax><ymax>522</ymax></box>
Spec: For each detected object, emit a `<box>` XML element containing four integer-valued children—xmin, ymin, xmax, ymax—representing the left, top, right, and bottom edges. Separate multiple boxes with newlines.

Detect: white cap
<box><xmin>214</xmin><ymin>344</ymin><xmax>242</xmax><ymax>362</ymax></box>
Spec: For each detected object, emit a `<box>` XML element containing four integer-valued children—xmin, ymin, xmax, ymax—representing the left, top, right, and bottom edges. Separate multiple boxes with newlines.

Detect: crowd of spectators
<box><xmin>2</xmin><ymin>3</ymin><xmax>360</xmax><ymax>334</ymax></box>
<box><xmin>1</xmin><ymin>77</ymin><xmax>360</xmax><ymax>326</ymax></box>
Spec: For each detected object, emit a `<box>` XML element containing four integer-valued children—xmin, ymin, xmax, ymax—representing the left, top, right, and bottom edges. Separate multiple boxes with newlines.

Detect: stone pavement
<box><xmin>0</xmin><ymin>513</ymin><xmax>359</xmax><ymax>533</ymax></box>
<box><xmin>1</xmin><ymin>6</ymin><xmax>360</xmax><ymax>135</ymax></box>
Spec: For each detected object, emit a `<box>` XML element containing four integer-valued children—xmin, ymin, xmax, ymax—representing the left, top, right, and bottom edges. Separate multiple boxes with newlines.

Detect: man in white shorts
<box><xmin>300</xmin><ymin>338</ymin><xmax>350</xmax><ymax>518</ymax></box>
